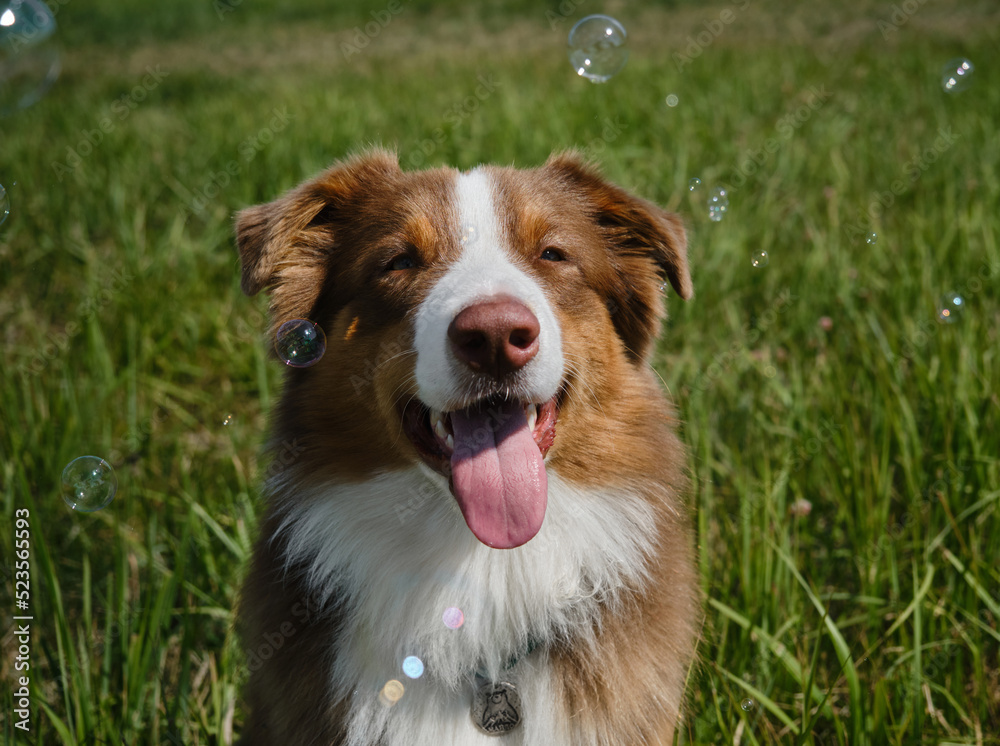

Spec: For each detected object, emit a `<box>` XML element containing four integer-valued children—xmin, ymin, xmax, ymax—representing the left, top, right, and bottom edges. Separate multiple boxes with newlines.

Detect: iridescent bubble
<box><xmin>751</xmin><ymin>250</ymin><xmax>768</xmax><ymax>268</ymax></box>
<box><xmin>222</xmin><ymin>414</ymin><xmax>233</xmax><ymax>426</ymax></box>
<box><xmin>688</xmin><ymin>177</ymin><xmax>702</xmax><ymax>192</ymax></box>
<box><xmin>0</xmin><ymin>0</ymin><xmax>61</xmax><ymax>116</ymax></box>
<box><xmin>940</xmin><ymin>57</ymin><xmax>974</xmax><ymax>94</ymax></box>
<box><xmin>275</xmin><ymin>319</ymin><xmax>326</xmax><ymax>367</ymax></box>
<box><xmin>707</xmin><ymin>186</ymin><xmax>728</xmax><ymax>222</ymax></box>
<box><xmin>442</xmin><ymin>606</ymin><xmax>464</xmax><ymax>629</ymax></box>
<box><xmin>0</xmin><ymin>181</ymin><xmax>8</xmax><ymax>226</ymax></box>
<box><xmin>866</xmin><ymin>232</ymin><xmax>877</xmax><ymax>245</ymax></box>
<box><xmin>402</xmin><ymin>655</ymin><xmax>424</xmax><ymax>679</ymax></box>
<box><xmin>567</xmin><ymin>15</ymin><xmax>628</xmax><ymax>83</ymax></box>
<box><xmin>665</xmin><ymin>93</ymin><xmax>678</xmax><ymax>107</ymax></box>
<box><xmin>379</xmin><ymin>679</ymin><xmax>405</xmax><ymax>707</ymax></box>
<box><xmin>460</xmin><ymin>223</ymin><xmax>478</xmax><ymax>245</ymax></box>
<box><xmin>937</xmin><ymin>291</ymin><xmax>964</xmax><ymax>324</ymax></box>
<box><xmin>61</xmin><ymin>456</ymin><xmax>117</xmax><ymax>512</ymax></box>
<box><xmin>741</xmin><ymin>698</ymin><xmax>755</xmax><ymax>712</ymax></box>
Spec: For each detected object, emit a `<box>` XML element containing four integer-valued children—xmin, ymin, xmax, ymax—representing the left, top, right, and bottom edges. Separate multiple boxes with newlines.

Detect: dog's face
<box><xmin>236</xmin><ymin>150</ymin><xmax>690</xmax><ymax>549</ymax></box>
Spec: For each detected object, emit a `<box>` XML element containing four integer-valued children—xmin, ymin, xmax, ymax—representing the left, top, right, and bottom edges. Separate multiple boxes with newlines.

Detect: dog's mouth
<box><xmin>402</xmin><ymin>393</ymin><xmax>559</xmax><ymax>549</ymax></box>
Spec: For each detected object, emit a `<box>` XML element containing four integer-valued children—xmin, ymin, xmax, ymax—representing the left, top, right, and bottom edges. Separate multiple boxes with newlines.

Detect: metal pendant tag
<box><xmin>471</xmin><ymin>680</ymin><xmax>523</xmax><ymax>736</ymax></box>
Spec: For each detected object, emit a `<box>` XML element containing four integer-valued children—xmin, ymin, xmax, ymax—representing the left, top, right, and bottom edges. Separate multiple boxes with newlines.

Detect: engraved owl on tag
<box><xmin>472</xmin><ymin>681</ymin><xmax>522</xmax><ymax>735</ymax></box>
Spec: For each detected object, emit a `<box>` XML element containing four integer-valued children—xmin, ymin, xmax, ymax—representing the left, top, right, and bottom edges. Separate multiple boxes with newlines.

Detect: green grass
<box><xmin>1</xmin><ymin>1</ymin><xmax>998</xmax><ymax>743</ymax></box>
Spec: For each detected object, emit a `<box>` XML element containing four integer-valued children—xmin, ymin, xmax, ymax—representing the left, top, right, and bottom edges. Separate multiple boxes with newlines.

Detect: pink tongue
<box><xmin>449</xmin><ymin>400</ymin><xmax>547</xmax><ymax>548</ymax></box>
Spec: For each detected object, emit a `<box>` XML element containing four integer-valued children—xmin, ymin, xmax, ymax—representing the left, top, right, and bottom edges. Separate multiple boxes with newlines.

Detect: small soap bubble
<box><xmin>222</xmin><ymin>414</ymin><xmax>233</xmax><ymax>426</ymax></box>
<box><xmin>741</xmin><ymin>698</ymin><xmax>755</xmax><ymax>712</ymax></box>
<box><xmin>275</xmin><ymin>319</ymin><xmax>326</xmax><ymax>367</ymax></box>
<box><xmin>61</xmin><ymin>456</ymin><xmax>118</xmax><ymax>512</ymax></box>
<box><xmin>568</xmin><ymin>15</ymin><xmax>628</xmax><ymax>83</ymax></box>
<box><xmin>402</xmin><ymin>655</ymin><xmax>425</xmax><ymax>679</ymax></box>
<box><xmin>688</xmin><ymin>177</ymin><xmax>702</xmax><ymax>192</ymax></box>
<box><xmin>0</xmin><ymin>0</ymin><xmax>61</xmax><ymax>116</ymax></box>
<box><xmin>0</xmin><ymin>182</ymin><xmax>8</xmax><ymax>226</ymax></box>
<box><xmin>379</xmin><ymin>679</ymin><xmax>405</xmax><ymax>707</ymax></box>
<box><xmin>442</xmin><ymin>606</ymin><xmax>464</xmax><ymax>629</ymax></box>
<box><xmin>751</xmin><ymin>250</ymin><xmax>769</xmax><ymax>268</ymax></box>
<box><xmin>866</xmin><ymin>232</ymin><xmax>877</xmax><ymax>245</ymax></box>
<box><xmin>936</xmin><ymin>292</ymin><xmax>964</xmax><ymax>324</ymax></box>
<box><xmin>665</xmin><ymin>93</ymin><xmax>678</xmax><ymax>107</ymax></box>
<box><xmin>941</xmin><ymin>57</ymin><xmax>974</xmax><ymax>93</ymax></box>
<box><xmin>707</xmin><ymin>186</ymin><xmax>728</xmax><ymax>222</ymax></box>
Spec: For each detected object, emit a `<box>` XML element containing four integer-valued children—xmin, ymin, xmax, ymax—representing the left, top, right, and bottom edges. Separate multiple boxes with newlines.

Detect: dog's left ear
<box><xmin>235</xmin><ymin>149</ymin><xmax>401</xmax><ymax>332</ymax></box>
<box><xmin>544</xmin><ymin>152</ymin><xmax>693</xmax><ymax>361</ymax></box>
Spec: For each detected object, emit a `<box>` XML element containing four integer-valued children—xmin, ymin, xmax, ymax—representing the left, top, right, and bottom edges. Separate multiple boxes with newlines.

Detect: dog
<box><xmin>234</xmin><ymin>149</ymin><xmax>699</xmax><ymax>745</ymax></box>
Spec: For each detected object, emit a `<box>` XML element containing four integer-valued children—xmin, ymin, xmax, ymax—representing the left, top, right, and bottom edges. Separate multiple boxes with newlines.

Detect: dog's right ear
<box><xmin>235</xmin><ymin>148</ymin><xmax>401</xmax><ymax>326</ymax></box>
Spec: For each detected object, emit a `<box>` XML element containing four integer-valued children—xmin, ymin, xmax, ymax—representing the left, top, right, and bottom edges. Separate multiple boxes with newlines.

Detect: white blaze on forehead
<box><xmin>413</xmin><ymin>168</ymin><xmax>564</xmax><ymax>413</ymax></box>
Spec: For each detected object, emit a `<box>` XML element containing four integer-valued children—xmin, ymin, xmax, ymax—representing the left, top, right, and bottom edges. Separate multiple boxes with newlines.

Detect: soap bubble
<box><xmin>379</xmin><ymin>679</ymin><xmax>405</xmax><ymax>707</ymax></box>
<box><xmin>0</xmin><ymin>182</ymin><xmax>8</xmax><ymax>226</ymax></box>
<box><xmin>941</xmin><ymin>58</ymin><xmax>974</xmax><ymax>93</ymax></box>
<box><xmin>741</xmin><ymin>698</ymin><xmax>755</xmax><ymax>712</ymax></box>
<box><xmin>442</xmin><ymin>606</ymin><xmax>464</xmax><ymax>629</ymax></box>
<box><xmin>222</xmin><ymin>414</ymin><xmax>233</xmax><ymax>426</ymax></box>
<box><xmin>665</xmin><ymin>93</ymin><xmax>678</xmax><ymax>107</ymax></box>
<box><xmin>866</xmin><ymin>232</ymin><xmax>877</xmax><ymax>245</ymax></box>
<box><xmin>688</xmin><ymin>177</ymin><xmax>702</xmax><ymax>192</ymax></box>
<box><xmin>0</xmin><ymin>0</ymin><xmax>61</xmax><ymax>116</ymax></box>
<box><xmin>275</xmin><ymin>319</ymin><xmax>326</xmax><ymax>367</ymax></box>
<box><xmin>751</xmin><ymin>251</ymin><xmax>768</xmax><ymax>268</ymax></box>
<box><xmin>568</xmin><ymin>15</ymin><xmax>628</xmax><ymax>83</ymax></box>
<box><xmin>707</xmin><ymin>186</ymin><xmax>728</xmax><ymax>222</ymax></box>
<box><xmin>61</xmin><ymin>456</ymin><xmax>118</xmax><ymax>512</ymax></box>
<box><xmin>402</xmin><ymin>655</ymin><xmax>424</xmax><ymax>679</ymax></box>
<box><xmin>936</xmin><ymin>291</ymin><xmax>964</xmax><ymax>324</ymax></box>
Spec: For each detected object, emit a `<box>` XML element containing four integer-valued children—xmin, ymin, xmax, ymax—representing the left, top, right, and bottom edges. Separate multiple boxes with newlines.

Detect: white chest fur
<box><xmin>271</xmin><ymin>468</ymin><xmax>658</xmax><ymax>746</ymax></box>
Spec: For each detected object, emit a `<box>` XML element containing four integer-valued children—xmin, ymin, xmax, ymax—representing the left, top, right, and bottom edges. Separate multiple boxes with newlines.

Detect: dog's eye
<box><xmin>387</xmin><ymin>254</ymin><xmax>417</xmax><ymax>272</ymax></box>
<box><xmin>540</xmin><ymin>247</ymin><xmax>565</xmax><ymax>262</ymax></box>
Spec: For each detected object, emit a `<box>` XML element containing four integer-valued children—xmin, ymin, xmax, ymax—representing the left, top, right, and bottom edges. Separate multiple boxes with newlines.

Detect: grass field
<box><xmin>1</xmin><ymin>0</ymin><xmax>998</xmax><ymax>743</ymax></box>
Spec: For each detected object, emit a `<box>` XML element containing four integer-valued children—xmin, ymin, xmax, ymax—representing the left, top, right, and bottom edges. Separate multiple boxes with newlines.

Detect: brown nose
<box><xmin>448</xmin><ymin>296</ymin><xmax>540</xmax><ymax>378</ymax></box>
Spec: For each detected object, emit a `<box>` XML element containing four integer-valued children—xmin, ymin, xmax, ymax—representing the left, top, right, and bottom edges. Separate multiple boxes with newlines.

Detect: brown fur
<box><xmin>234</xmin><ymin>149</ymin><xmax>699</xmax><ymax>744</ymax></box>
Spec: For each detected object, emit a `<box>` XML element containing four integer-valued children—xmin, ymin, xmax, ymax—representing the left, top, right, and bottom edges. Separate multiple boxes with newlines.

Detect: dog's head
<box><xmin>236</xmin><ymin>149</ymin><xmax>691</xmax><ymax>549</ymax></box>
